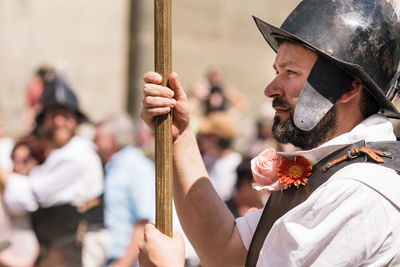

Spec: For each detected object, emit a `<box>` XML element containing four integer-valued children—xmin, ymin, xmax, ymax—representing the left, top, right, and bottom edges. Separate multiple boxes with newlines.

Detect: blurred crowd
<box><xmin>0</xmin><ymin>65</ymin><xmax>295</xmax><ymax>267</ymax></box>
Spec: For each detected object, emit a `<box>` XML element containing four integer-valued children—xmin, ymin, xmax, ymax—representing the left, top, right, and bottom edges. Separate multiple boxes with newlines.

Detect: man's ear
<box><xmin>338</xmin><ymin>81</ymin><xmax>362</xmax><ymax>103</ymax></box>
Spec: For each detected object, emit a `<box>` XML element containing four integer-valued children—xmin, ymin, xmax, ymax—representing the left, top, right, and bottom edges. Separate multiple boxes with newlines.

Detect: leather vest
<box><xmin>31</xmin><ymin>197</ymin><xmax>104</xmax><ymax>267</ymax></box>
<box><xmin>245</xmin><ymin>140</ymin><xmax>400</xmax><ymax>267</ymax></box>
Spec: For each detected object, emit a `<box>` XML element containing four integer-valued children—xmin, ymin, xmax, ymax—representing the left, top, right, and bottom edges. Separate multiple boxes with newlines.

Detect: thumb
<box><xmin>168</xmin><ymin>72</ymin><xmax>187</xmax><ymax>102</ymax></box>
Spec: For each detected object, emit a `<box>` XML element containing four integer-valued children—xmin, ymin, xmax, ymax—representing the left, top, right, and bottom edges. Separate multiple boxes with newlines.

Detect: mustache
<box><xmin>272</xmin><ymin>98</ymin><xmax>293</xmax><ymax>112</ymax></box>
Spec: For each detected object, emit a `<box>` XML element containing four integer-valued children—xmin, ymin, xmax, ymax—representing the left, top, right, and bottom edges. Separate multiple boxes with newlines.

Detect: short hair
<box><xmin>97</xmin><ymin>113</ymin><xmax>135</xmax><ymax>149</ymax></box>
<box><xmin>234</xmin><ymin>157</ymin><xmax>253</xmax><ymax>190</ymax></box>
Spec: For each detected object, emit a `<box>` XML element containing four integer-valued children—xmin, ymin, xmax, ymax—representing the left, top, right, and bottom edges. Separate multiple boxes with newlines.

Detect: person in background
<box><xmin>0</xmin><ymin>113</ymin><xmax>13</xmax><ymax>173</ymax></box>
<box><xmin>0</xmin><ymin>79</ymin><xmax>106</xmax><ymax>267</ymax></box>
<box><xmin>225</xmin><ymin>157</ymin><xmax>267</xmax><ymax>218</ymax></box>
<box><xmin>11</xmin><ymin>135</ymin><xmax>48</xmax><ymax>176</ymax></box>
<box><xmin>94</xmin><ymin>113</ymin><xmax>155</xmax><ymax>267</ymax></box>
<box><xmin>203</xmin><ymin>67</ymin><xmax>248</xmax><ymax>115</ymax></box>
<box><xmin>23</xmin><ymin>65</ymin><xmax>56</xmax><ymax>132</ymax></box>
<box><xmin>132</xmin><ymin>117</ymin><xmax>155</xmax><ymax>162</ymax></box>
<box><xmin>196</xmin><ymin>111</ymin><xmax>242</xmax><ymax>202</ymax></box>
<box><xmin>246</xmin><ymin>116</ymin><xmax>278</xmax><ymax>157</ymax></box>
<box><xmin>0</xmin><ymin>135</ymin><xmax>47</xmax><ymax>267</ymax></box>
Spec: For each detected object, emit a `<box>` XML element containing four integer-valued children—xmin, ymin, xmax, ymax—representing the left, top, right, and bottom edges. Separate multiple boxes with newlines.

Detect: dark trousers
<box><xmin>36</xmin><ymin>234</ymin><xmax>81</xmax><ymax>267</ymax></box>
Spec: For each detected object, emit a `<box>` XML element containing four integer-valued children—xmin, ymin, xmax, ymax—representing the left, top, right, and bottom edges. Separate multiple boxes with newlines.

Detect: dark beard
<box><xmin>272</xmin><ymin>98</ymin><xmax>337</xmax><ymax>150</ymax></box>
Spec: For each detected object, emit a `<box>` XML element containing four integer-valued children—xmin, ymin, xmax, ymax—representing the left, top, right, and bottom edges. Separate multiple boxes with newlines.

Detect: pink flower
<box><xmin>251</xmin><ymin>149</ymin><xmax>282</xmax><ymax>186</ymax></box>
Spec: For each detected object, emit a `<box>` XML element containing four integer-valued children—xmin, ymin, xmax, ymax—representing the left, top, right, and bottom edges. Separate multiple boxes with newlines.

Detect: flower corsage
<box><xmin>251</xmin><ymin>149</ymin><xmax>313</xmax><ymax>191</ymax></box>
<box><xmin>251</xmin><ymin>149</ymin><xmax>284</xmax><ymax>191</ymax></box>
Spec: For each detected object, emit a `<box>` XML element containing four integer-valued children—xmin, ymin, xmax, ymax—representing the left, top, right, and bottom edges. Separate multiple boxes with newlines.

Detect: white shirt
<box><xmin>0</xmin><ymin>197</ymin><xmax>39</xmax><ymax>265</ymax></box>
<box><xmin>4</xmin><ymin>136</ymin><xmax>104</xmax><ymax>215</ymax></box>
<box><xmin>236</xmin><ymin>114</ymin><xmax>400</xmax><ymax>266</ymax></box>
<box><xmin>208</xmin><ymin>151</ymin><xmax>242</xmax><ymax>201</ymax></box>
<box><xmin>0</xmin><ymin>137</ymin><xmax>14</xmax><ymax>172</ymax></box>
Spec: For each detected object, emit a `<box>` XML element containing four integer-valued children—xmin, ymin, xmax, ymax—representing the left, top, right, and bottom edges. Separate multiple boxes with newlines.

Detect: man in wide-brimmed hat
<box><xmin>0</xmin><ymin>79</ymin><xmax>106</xmax><ymax>267</ymax></box>
<box><xmin>139</xmin><ymin>0</ymin><xmax>400</xmax><ymax>266</ymax></box>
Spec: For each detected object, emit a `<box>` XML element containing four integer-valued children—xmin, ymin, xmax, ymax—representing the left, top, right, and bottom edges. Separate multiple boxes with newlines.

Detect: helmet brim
<box><xmin>35</xmin><ymin>105</ymin><xmax>90</xmax><ymax>126</ymax></box>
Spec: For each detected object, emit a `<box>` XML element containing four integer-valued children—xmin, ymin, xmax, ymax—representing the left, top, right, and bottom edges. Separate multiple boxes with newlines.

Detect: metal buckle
<box><xmin>347</xmin><ymin>150</ymin><xmax>358</xmax><ymax>159</ymax></box>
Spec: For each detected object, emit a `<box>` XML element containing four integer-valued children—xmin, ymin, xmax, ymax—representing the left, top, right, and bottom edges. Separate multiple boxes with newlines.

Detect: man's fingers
<box><xmin>143</xmin><ymin>84</ymin><xmax>174</xmax><ymax>99</ymax></box>
<box><xmin>141</xmin><ymin>107</ymin><xmax>171</xmax><ymax>127</ymax></box>
<box><xmin>138</xmin><ymin>239</ymin><xmax>145</xmax><ymax>250</ymax></box>
<box><xmin>142</xmin><ymin>96</ymin><xmax>176</xmax><ymax>109</ymax></box>
<box><xmin>168</xmin><ymin>72</ymin><xmax>187</xmax><ymax>102</ymax></box>
<box><xmin>141</xmin><ymin>93</ymin><xmax>175</xmax><ymax>128</ymax></box>
<box><xmin>144</xmin><ymin>223</ymin><xmax>157</xmax><ymax>231</ymax></box>
<box><xmin>142</xmin><ymin>71</ymin><xmax>189</xmax><ymax>135</ymax></box>
<box><xmin>140</xmin><ymin>224</ymin><xmax>155</xmax><ymax>251</ymax></box>
<box><xmin>143</xmin><ymin>223</ymin><xmax>157</xmax><ymax>240</ymax></box>
<box><xmin>143</xmin><ymin>72</ymin><xmax>185</xmax><ymax>102</ymax></box>
<box><xmin>143</xmin><ymin>72</ymin><xmax>163</xmax><ymax>84</ymax></box>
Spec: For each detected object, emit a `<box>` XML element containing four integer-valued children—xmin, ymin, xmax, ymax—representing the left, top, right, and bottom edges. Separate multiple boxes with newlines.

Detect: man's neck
<box><xmin>326</xmin><ymin>111</ymin><xmax>365</xmax><ymax>146</ymax></box>
<box><xmin>50</xmin><ymin>135</ymin><xmax>74</xmax><ymax>150</ymax></box>
<box><xmin>310</xmin><ymin>119</ymin><xmax>363</xmax><ymax>150</ymax></box>
<box><xmin>104</xmin><ymin>147</ymin><xmax>123</xmax><ymax>165</ymax></box>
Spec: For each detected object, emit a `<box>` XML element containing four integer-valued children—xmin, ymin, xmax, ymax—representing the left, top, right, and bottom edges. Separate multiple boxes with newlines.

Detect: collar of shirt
<box><xmin>278</xmin><ymin>114</ymin><xmax>396</xmax><ymax>164</ymax></box>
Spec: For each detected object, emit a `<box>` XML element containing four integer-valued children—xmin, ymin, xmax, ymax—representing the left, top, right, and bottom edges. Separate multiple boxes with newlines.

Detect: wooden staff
<box><xmin>154</xmin><ymin>0</ymin><xmax>173</xmax><ymax>237</ymax></box>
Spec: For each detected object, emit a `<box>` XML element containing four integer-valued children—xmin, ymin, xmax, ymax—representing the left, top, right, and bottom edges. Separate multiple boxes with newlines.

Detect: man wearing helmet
<box><xmin>139</xmin><ymin>0</ymin><xmax>400</xmax><ymax>266</ymax></box>
<box><xmin>0</xmin><ymin>80</ymin><xmax>105</xmax><ymax>266</ymax></box>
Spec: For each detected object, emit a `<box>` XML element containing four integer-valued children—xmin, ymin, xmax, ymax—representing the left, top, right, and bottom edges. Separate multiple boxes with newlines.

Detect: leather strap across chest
<box><xmin>245</xmin><ymin>140</ymin><xmax>400</xmax><ymax>267</ymax></box>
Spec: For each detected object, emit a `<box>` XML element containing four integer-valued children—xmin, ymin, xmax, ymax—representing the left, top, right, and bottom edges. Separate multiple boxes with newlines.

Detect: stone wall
<box><xmin>0</xmin><ymin>0</ymin><xmax>301</xmax><ymax>138</ymax></box>
<box><xmin>0</xmin><ymin>0</ymin><xmax>130</xmax><ymax>136</ymax></box>
<box><xmin>130</xmin><ymin>0</ymin><xmax>301</xmax><ymax>116</ymax></box>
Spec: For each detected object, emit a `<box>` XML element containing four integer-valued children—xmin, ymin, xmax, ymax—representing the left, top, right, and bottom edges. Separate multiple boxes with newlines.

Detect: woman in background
<box><xmin>0</xmin><ymin>135</ymin><xmax>48</xmax><ymax>267</ymax></box>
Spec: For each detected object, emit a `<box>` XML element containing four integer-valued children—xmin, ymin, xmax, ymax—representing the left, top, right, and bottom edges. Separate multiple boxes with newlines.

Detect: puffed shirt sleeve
<box><xmin>4</xmin><ymin>158</ymin><xmax>89</xmax><ymax>215</ymax></box>
<box><xmin>3</xmin><ymin>137</ymin><xmax>103</xmax><ymax>215</ymax></box>
<box><xmin>236</xmin><ymin>178</ymin><xmax>400</xmax><ymax>266</ymax></box>
<box><xmin>3</xmin><ymin>173</ymin><xmax>38</xmax><ymax>215</ymax></box>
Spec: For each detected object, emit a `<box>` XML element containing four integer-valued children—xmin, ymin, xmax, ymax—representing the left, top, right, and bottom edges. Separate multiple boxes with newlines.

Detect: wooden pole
<box><xmin>154</xmin><ymin>0</ymin><xmax>173</xmax><ymax>237</ymax></box>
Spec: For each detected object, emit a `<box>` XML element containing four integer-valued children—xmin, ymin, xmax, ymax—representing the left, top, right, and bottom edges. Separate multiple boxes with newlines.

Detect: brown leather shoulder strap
<box><xmin>366</xmin><ymin>141</ymin><xmax>400</xmax><ymax>173</ymax></box>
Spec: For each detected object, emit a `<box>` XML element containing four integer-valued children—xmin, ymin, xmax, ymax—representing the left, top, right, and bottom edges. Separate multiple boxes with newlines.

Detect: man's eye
<box><xmin>287</xmin><ymin>70</ymin><xmax>297</xmax><ymax>75</ymax></box>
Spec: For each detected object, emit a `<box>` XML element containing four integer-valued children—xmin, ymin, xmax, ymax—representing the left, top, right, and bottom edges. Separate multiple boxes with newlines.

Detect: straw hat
<box><xmin>197</xmin><ymin>112</ymin><xmax>238</xmax><ymax>140</ymax></box>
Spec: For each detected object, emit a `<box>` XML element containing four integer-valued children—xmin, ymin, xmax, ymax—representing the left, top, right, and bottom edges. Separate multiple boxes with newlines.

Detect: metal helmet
<box><xmin>35</xmin><ymin>79</ymin><xmax>89</xmax><ymax>125</ymax></box>
<box><xmin>254</xmin><ymin>0</ymin><xmax>400</xmax><ymax>131</ymax></box>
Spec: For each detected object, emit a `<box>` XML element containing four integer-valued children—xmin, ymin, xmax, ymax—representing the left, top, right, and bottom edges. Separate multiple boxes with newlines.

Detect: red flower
<box><xmin>277</xmin><ymin>156</ymin><xmax>312</xmax><ymax>188</ymax></box>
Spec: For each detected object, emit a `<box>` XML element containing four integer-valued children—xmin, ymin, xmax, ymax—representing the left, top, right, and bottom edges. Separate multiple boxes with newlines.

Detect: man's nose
<box><xmin>53</xmin><ymin>114</ymin><xmax>67</xmax><ymax>125</ymax></box>
<box><xmin>264</xmin><ymin>76</ymin><xmax>283</xmax><ymax>99</ymax></box>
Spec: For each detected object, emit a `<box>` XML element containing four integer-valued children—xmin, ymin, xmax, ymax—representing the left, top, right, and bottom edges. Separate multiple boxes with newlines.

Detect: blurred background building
<box><xmin>0</xmin><ymin>0</ymin><xmax>301</xmax><ymax>145</ymax></box>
